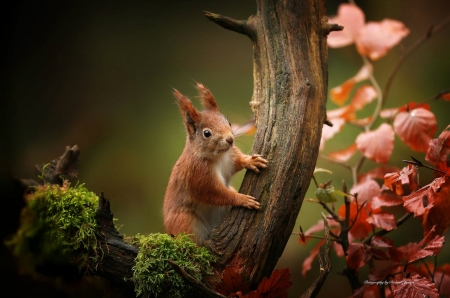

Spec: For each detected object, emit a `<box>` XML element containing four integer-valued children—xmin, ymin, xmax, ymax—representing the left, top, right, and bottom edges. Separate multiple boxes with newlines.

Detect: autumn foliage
<box><xmin>215</xmin><ymin>266</ymin><xmax>292</xmax><ymax>298</ymax></box>
<box><xmin>301</xmin><ymin>2</ymin><xmax>450</xmax><ymax>298</ymax></box>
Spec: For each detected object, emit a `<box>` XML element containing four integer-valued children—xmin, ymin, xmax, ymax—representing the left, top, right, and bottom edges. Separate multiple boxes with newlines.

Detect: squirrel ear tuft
<box><xmin>173</xmin><ymin>89</ymin><xmax>200</xmax><ymax>135</ymax></box>
<box><xmin>196</xmin><ymin>83</ymin><xmax>219</xmax><ymax>111</ymax></box>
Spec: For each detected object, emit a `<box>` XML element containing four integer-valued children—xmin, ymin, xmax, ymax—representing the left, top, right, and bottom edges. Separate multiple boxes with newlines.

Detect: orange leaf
<box><xmin>329</xmin><ymin>143</ymin><xmax>357</xmax><ymax>162</ymax></box>
<box><xmin>366</xmin><ymin>212</ymin><xmax>397</xmax><ymax>231</ymax></box>
<box><xmin>355</xmin><ymin>19</ymin><xmax>409</xmax><ymax>60</ymax></box>
<box><xmin>422</xmin><ymin>176</ymin><xmax>450</xmax><ymax>236</ymax></box>
<box><xmin>216</xmin><ymin>266</ymin><xmax>251</xmax><ymax>296</ymax></box>
<box><xmin>253</xmin><ymin>268</ymin><xmax>292</xmax><ymax>298</ymax></box>
<box><xmin>327</xmin><ymin>3</ymin><xmax>365</xmax><ymax>48</ymax></box>
<box><xmin>330</xmin><ymin>80</ymin><xmax>356</xmax><ymax>105</ymax></box>
<box><xmin>394</xmin><ymin>107</ymin><xmax>437</xmax><ymax>152</ymax></box>
<box><xmin>338</xmin><ymin>202</ymin><xmax>372</xmax><ymax>240</ymax></box>
<box><xmin>346</xmin><ymin>243</ymin><xmax>371</xmax><ymax>271</ymax></box>
<box><xmin>351</xmin><ymin>85</ymin><xmax>377</xmax><ymax>110</ymax></box>
<box><xmin>393</xmin><ymin>275</ymin><xmax>439</xmax><ymax>298</ymax></box>
<box><xmin>439</xmin><ymin>92</ymin><xmax>450</xmax><ymax>101</ymax></box>
<box><xmin>329</xmin><ymin>65</ymin><xmax>372</xmax><ymax>106</ymax></box>
<box><xmin>426</xmin><ymin>125</ymin><xmax>450</xmax><ymax>165</ymax></box>
<box><xmin>356</xmin><ymin>123</ymin><xmax>394</xmax><ymax>164</ymax></box>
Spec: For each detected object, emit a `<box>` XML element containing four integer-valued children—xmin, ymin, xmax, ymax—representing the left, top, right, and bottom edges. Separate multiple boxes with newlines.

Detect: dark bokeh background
<box><xmin>2</xmin><ymin>0</ymin><xmax>450</xmax><ymax>296</ymax></box>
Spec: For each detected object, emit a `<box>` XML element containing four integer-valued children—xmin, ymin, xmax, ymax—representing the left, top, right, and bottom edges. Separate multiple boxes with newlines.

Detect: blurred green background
<box><xmin>3</xmin><ymin>0</ymin><xmax>450</xmax><ymax>296</ymax></box>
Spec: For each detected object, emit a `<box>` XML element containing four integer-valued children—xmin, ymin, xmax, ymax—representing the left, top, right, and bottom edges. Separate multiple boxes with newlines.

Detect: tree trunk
<box><xmin>206</xmin><ymin>0</ymin><xmax>329</xmax><ymax>285</ymax></box>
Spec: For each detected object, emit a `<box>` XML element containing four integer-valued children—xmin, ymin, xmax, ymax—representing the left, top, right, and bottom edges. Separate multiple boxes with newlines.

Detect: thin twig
<box><xmin>319</xmin><ymin>201</ymin><xmax>342</xmax><ymax>224</ymax></box>
<box><xmin>383</xmin><ymin>14</ymin><xmax>450</xmax><ymax>105</ymax></box>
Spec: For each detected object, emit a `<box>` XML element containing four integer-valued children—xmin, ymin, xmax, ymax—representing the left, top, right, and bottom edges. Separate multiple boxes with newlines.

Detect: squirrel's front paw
<box><xmin>245</xmin><ymin>154</ymin><xmax>268</xmax><ymax>173</ymax></box>
<box><xmin>237</xmin><ymin>193</ymin><xmax>260</xmax><ymax>210</ymax></box>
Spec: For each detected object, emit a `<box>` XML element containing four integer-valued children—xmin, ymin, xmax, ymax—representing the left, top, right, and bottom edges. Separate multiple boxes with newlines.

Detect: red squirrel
<box><xmin>163</xmin><ymin>83</ymin><xmax>268</xmax><ymax>245</ymax></box>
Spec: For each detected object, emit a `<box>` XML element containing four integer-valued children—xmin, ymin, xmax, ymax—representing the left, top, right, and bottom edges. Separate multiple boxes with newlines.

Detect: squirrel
<box><xmin>163</xmin><ymin>83</ymin><xmax>268</xmax><ymax>245</ymax></box>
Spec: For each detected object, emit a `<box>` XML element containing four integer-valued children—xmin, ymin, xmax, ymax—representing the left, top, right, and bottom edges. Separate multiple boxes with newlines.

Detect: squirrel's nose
<box><xmin>226</xmin><ymin>136</ymin><xmax>234</xmax><ymax>145</ymax></box>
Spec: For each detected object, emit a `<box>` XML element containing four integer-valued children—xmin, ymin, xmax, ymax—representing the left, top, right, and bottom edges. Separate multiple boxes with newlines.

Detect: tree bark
<box><xmin>206</xmin><ymin>0</ymin><xmax>329</xmax><ymax>286</ymax></box>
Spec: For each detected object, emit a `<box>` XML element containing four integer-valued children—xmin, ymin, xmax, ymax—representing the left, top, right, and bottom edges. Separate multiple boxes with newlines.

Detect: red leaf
<box><xmin>216</xmin><ymin>266</ymin><xmax>251</xmax><ymax>296</ymax></box>
<box><xmin>398</xmin><ymin>102</ymin><xmax>431</xmax><ymax>113</ymax></box>
<box><xmin>356</xmin><ymin>123</ymin><xmax>394</xmax><ymax>164</ymax></box>
<box><xmin>329</xmin><ymin>143</ymin><xmax>357</xmax><ymax>162</ymax></box>
<box><xmin>394</xmin><ymin>107</ymin><xmax>437</xmax><ymax>152</ymax></box>
<box><xmin>399</xmin><ymin>226</ymin><xmax>444</xmax><ymax>264</ymax></box>
<box><xmin>350</xmin><ymin>178</ymin><xmax>381</xmax><ymax>205</ymax></box>
<box><xmin>426</xmin><ymin>125</ymin><xmax>450</xmax><ymax>165</ymax></box>
<box><xmin>254</xmin><ymin>268</ymin><xmax>292</xmax><ymax>298</ymax></box>
<box><xmin>366</xmin><ymin>212</ymin><xmax>397</xmax><ymax>231</ymax></box>
<box><xmin>368</xmin><ymin>263</ymin><xmax>403</xmax><ymax>282</ymax></box>
<box><xmin>327</xmin><ymin>3</ymin><xmax>365</xmax><ymax>48</ymax></box>
<box><xmin>403</xmin><ymin>175</ymin><xmax>449</xmax><ymax>217</ymax></box>
<box><xmin>352</xmin><ymin>284</ymin><xmax>380</xmax><ymax>298</ymax></box>
<box><xmin>371</xmin><ymin>191</ymin><xmax>403</xmax><ymax>209</ymax></box>
<box><xmin>422</xmin><ymin>175</ymin><xmax>450</xmax><ymax>236</ymax></box>
<box><xmin>370</xmin><ymin>235</ymin><xmax>394</xmax><ymax>248</ymax></box>
<box><xmin>346</xmin><ymin>243</ymin><xmax>371</xmax><ymax>271</ymax></box>
<box><xmin>355</xmin><ymin>19</ymin><xmax>409</xmax><ymax>60</ymax></box>
<box><xmin>351</xmin><ymin>85</ymin><xmax>377</xmax><ymax>110</ymax></box>
<box><xmin>393</xmin><ymin>275</ymin><xmax>439</xmax><ymax>298</ymax></box>
<box><xmin>383</xmin><ymin>164</ymin><xmax>418</xmax><ymax>196</ymax></box>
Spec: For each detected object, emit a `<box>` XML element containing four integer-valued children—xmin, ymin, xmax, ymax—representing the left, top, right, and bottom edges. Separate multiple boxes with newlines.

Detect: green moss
<box><xmin>6</xmin><ymin>182</ymin><xmax>100</xmax><ymax>274</ymax></box>
<box><xmin>129</xmin><ymin>233</ymin><xmax>214</xmax><ymax>298</ymax></box>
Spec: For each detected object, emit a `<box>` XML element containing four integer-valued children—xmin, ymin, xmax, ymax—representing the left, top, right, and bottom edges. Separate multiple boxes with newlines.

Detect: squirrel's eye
<box><xmin>203</xmin><ymin>129</ymin><xmax>212</xmax><ymax>138</ymax></box>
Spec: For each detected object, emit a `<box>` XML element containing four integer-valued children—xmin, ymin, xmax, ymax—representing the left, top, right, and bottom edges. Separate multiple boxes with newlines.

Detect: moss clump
<box><xmin>129</xmin><ymin>233</ymin><xmax>214</xmax><ymax>297</ymax></box>
<box><xmin>6</xmin><ymin>181</ymin><xmax>100</xmax><ymax>274</ymax></box>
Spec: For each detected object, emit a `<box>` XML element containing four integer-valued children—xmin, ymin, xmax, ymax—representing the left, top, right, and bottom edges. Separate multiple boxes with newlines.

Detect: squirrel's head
<box><xmin>174</xmin><ymin>83</ymin><xmax>235</xmax><ymax>158</ymax></box>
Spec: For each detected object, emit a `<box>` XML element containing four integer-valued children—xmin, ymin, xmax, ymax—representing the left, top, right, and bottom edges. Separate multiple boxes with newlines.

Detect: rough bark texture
<box><xmin>207</xmin><ymin>0</ymin><xmax>328</xmax><ymax>286</ymax></box>
<box><xmin>95</xmin><ymin>193</ymin><xmax>138</xmax><ymax>296</ymax></box>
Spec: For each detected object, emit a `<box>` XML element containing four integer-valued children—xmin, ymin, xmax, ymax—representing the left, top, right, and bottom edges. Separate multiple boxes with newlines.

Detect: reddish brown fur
<box><xmin>163</xmin><ymin>83</ymin><xmax>268</xmax><ymax>245</ymax></box>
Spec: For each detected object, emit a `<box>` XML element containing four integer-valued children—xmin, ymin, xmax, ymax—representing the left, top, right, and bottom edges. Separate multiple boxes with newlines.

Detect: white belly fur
<box><xmin>193</xmin><ymin>150</ymin><xmax>235</xmax><ymax>244</ymax></box>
